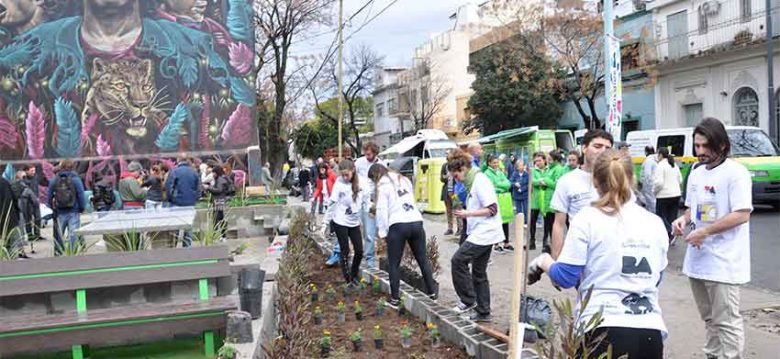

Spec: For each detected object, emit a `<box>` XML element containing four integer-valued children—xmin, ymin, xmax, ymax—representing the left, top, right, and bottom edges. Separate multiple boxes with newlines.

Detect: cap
<box><xmin>128</xmin><ymin>161</ymin><xmax>143</xmax><ymax>172</ymax></box>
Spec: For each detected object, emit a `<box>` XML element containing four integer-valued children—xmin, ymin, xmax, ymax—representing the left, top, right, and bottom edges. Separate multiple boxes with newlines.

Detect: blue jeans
<box><xmin>54</xmin><ymin>211</ymin><xmax>81</xmax><ymax>255</ymax></box>
<box><xmin>361</xmin><ymin>208</ymin><xmax>376</xmax><ymax>267</ymax></box>
<box><xmin>513</xmin><ymin>198</ymin><xmax>528</xmax><ymax>224</ymax></box>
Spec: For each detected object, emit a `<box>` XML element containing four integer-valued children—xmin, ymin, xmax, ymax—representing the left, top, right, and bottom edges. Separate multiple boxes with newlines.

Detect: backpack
<box><xmin>54</xmin><ymin>175</ymin><xmax>77</xmax><ymax>209</ymax></box>
<box><xmin>226</xmin><ymin>179</ymin><xmax>236</xmax><ymax>197</ymax></box>
<box><xmin>96</xmin><ymin>184</ymin><xmax>115</xmax><ymax>206</ymax></box>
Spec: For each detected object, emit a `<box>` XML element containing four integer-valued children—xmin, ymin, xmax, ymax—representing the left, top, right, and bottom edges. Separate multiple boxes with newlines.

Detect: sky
<box><xmin>293</xmin><ymin>0</ymin><xmax>464</xmax><ymax>67</ymax></box>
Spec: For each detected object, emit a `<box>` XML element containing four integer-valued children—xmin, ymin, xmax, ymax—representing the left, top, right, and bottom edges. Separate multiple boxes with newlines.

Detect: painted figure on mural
<box><xmin>0</xmin><ymin>0</ymin><xmax>255</xmax><ymax>164</ymax></box>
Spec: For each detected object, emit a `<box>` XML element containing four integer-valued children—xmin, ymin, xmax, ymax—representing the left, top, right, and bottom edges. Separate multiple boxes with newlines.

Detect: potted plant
<box><xmin>336</xmin><ymin>301</ymin><xmax>346</xmax><ymax>322</ymax></box>
<box><xmin>373</xmin><ymin>325</ymin><xmax>384</xmax><ymax>350</ymax></box>
<box><xmin>217</xmin><ymin>344</ymin><xmax>237</xmax><ymax>359</ymax></box>
<box><xmin>349</xmin><ymin>329</ymin><xmax>363</xmax><ymax>352</ymax></box>
<box><xmin>341</xmin><ymin>283</ymin><xmax>351</xmax><ymax>298</ymax></box>
<box><xmin>354</xmin><ymin>300</ymin><xmax>363</xmax><ymax>321</ymax></box>
<box><xmin>310</xmin><ymin>283</ymin><xmax>319</xmax><ymax>302</ymax></box>
<box><xmin>320</xmin><ymin>330</ymin><xmax>332</xmax><ymax>357</ymax></box>
<box><xmin>372</xmin><ymin>277</ymin><xmax>381</xmax><ymax>295</ymax></box>
<box><xmin>325</xmin><ymin>284</ymin><xmax>336</xmax><ymax>301</ymax></box>
<box><xmin>398</xmin><ymin>296</ymin><xmax>407</xmax><ymax>317</ymax></box>
<box><xmin>427</xmin><ymin>322</ymin><xmax>441</xmax><ymax>348</ymax></box>
<box><xmin>399</xmin><ymin>322</ymin><xmax>413</xmax><ymax>349</ymax></box>
<box><xmin>375</xmin><ymin>298</ymin><xmax>386</xmax><ymax>316</ymax></box>
<box><xmin>359</xmin><ymin>278</ymin><xmax>367</xmax><ymax>293</ymax></box>
<box><xmin>314</xmin><ymin>306</ymin><xmax>323</xmax><ymax>325</ymax></box>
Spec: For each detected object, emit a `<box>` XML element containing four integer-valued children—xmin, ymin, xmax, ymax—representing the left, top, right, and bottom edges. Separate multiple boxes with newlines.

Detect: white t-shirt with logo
<box><xmin>683</xmin><ymin>159</ymin><xmax>752</xmax><ymax>284</ymax></box>
<box><xmin>355</xmin><ymin>156</ymin><xmax>379</xmax><ymax>210</ymax></box>
<box><xmin>558</xmin><ymin>201</ymin><xmax>668</xmax><ymax>336</ymax></box>
<box><xmin>465</xmin><ymin>172</ymin><xmax>505</xmax><ymax>246</ymax></box>
<box><xmin>324</xmin><ymin>179</ymin><xmax>365</xmax><ymax>228</ymax></box>
<box><xmin>375</xmin><ymin>174</ymin><xmax>423</xmax><ymax>238</ymax></box>
<box><xmin>551</xmin><ymin>169</ymin><xmax>600</xmax><ymax>219</ymax></box>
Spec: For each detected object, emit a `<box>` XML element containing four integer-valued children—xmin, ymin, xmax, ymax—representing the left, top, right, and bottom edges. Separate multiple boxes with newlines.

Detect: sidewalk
<box><xmin>421</xmin><ymin>213</ymin><xmax>780</xmax><ymax>358</ymax></box>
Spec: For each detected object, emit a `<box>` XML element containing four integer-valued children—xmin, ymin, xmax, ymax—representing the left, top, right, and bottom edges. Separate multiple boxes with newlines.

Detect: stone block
<box><xmin>479</xmin><ymin>338</ymin><xmax>509</xmax><ymax>359</ymax></box>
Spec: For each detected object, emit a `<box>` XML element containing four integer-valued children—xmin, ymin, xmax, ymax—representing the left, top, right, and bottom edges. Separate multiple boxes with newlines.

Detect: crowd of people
<box><xmin>0</xmin><ymin>156</ymin><xmax>237</xmax><ymax>257</ymax></box>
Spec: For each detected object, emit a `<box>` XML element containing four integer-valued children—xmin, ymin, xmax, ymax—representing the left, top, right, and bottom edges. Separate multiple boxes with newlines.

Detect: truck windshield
<box><xmin>727</xmin><ymin>129</ymin><xmax>780</xmax><ymax>157</ymax></box>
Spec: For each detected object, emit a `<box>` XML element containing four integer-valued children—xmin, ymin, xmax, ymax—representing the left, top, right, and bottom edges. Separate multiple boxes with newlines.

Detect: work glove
<box><xmin>527</xmin><ymin>253</ymin><xmax>552</xmax><ymax>286</ymax></box>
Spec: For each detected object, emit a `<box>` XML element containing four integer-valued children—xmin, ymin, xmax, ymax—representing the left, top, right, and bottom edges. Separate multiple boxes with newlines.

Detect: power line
<box><xmin>292</xmin><ymin>0</ymin><xmax>378</xmax><ymax>46</ymax></box>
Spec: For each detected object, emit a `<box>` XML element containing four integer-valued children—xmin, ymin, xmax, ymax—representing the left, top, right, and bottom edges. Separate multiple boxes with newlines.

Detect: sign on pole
<box><xmin>605</xmin><ymin>34</ymin><xmax>623</xmax><ymax>140</ymax></box>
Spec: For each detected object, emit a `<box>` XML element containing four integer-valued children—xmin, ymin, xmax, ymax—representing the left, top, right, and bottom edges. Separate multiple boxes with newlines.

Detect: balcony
<box><xmin>652</xmin><ymin>0</ymin><xmax>777</xmax><ymax>62</ymax></box>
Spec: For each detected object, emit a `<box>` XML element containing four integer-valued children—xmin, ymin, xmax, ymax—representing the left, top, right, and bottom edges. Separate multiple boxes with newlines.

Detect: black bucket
<box><xmin>239</xmin><ymin>268</ymin><xmax>266</xmax><ymax>319</ymax></box>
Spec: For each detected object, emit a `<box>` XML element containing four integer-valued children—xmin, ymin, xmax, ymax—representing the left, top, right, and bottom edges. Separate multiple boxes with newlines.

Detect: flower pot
<box><xmin>320</xmin><ymin>346</ymin><xmax>330</xmax><ymax>358</ymax></box>
<box><xmin>375</xmin><ymin>307</ymin><xmax>384</xmax><ymax>316</ymax></box>
<box><xmin>401</xmin><ymin>337</ymin><xmax>412</xmax><ymax>348</ymax></box>
<box><xmin>326</xmin><ymin>293</ymin><xmax>336</xmax><ymax>301</ymax></box>
<box><xmin>398</xmin><ymin>307</ymin><xmax>406</xmax><ymax>317</ymax></box>
<box><xmin>337</xmin><ymin>313</ymin><xmax>346</xmax><ymax>322</ymax></box>
<box><xmin>355</xmin><ymin>312</ymin><xmax>363</xmax><ymax>321</ymax></box>
<box><xmin>342</xmin><ymin>287</ymin><xmax>350</xmax><ymax>298</ymax></box>
<box><xmin>431</xmin><ymin>337</ymin><xmax>441</xmax><ymax>348</ymax></box>
<box><xmin>314</xmin><ymin>315</ymin><xmax>323</xmax><ymax>325</ymax></box>
<box><xmin>311</xmin><ymin>293</ymin><xmax>319</xmax><ymax>302</ymax></box>
<box><xmin>374</xmin><ymin>338</ymin><xmax>384</xmax><ymax>350</ymax></box>
<box><xmin>352</xmin><ymin>340</ymin><xmax>363</xmax><ymax>352</ymax></box>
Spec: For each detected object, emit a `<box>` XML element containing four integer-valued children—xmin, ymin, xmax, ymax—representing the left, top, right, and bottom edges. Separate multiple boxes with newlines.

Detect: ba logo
<box><xmin>397</xmin><ymin>189</ymin><xmax>409</xmax><ymax>197</ymax></box>
<box><xmin>622</xmin><ymin>256</ymin><xmax>652</xmax><ymax>275</ymax></box>
<box><xmin>402</xmin><ymin>203</ymin><xmax>414</xmax><ymax>211</ymax></box>
<box><xmin>345</xmin><ymin>207</ymin><xmax>353</xmax><ymax>215</ymax></box>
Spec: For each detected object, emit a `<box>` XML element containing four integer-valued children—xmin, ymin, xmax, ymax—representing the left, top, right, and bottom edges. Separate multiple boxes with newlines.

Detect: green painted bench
<box><xmin>0</xmin><ymin>246</ymin><xmax>237</xmax><ymax>358</ymax></box>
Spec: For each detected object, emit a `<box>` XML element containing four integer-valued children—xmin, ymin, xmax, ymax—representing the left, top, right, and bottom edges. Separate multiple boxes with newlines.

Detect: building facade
<box><xmin>372</xmin><ymin>67</ymin><xmax>411</xmax><ymax>150</ymax></box>
<box><xmin>650</xmin><ymin>0</ymin><xmax>778</xmax><ymax>134</ymax></box>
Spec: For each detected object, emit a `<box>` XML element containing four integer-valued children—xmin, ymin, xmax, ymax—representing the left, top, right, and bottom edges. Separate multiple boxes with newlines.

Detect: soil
<box><xmin>308</xmin><ymin>261</ymin><xmax>469</xmax><ymax>359</ymax></box>
<box><xmin>745</xmin><ymin>306</ymin><xmax>780</xmax><ymax>335</ymax></box>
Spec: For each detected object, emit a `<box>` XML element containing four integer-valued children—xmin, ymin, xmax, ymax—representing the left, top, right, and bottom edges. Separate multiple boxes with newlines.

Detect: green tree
<box><xmin>292</xmin><ymin>118</ymin><xmax>344</xmax><ymax>160</ymax></box>
<box><xmin>313</xmin><ymin>96</ymin><xmax>373</xmax><ymax>154</ymax></box>
<box><xmin>463</xmin><ymin>34</ymin><xmax>563</xmax><ymax>136</ymax></box>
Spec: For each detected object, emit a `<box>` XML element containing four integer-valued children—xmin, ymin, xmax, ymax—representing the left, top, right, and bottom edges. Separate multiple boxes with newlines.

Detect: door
<box><xmin>684</xmin><ymin>103</ymin><xmax>703</xmax><ymax>127</ymax></box>
<box><xmin>668</xmin><ymin>11</ymin><xmax>689</xmax><ymax>59</ymax></box>
<box><xmin>773</xmin><ymin>0</ymin><xmax>780</xmax><ymax>37</ymax></box>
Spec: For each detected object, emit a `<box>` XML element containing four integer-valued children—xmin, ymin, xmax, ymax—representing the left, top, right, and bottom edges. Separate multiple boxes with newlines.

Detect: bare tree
<box><xmin>398</xmin><ymin>60</ymin><xmax>450</xmax><ymax>132</ymax></box>
<box><xmin>254</xmin><ymin>0</ymin><xmax>334</xmax><ymax>176</ymax></box>
<box><xmin>308</xmin><ymin>43</ymin><xmax>382</xmax><ymax>153</ymax></box>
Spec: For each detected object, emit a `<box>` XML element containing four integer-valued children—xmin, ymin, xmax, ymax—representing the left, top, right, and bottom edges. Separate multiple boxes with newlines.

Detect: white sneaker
<box><xmin>452</xmin><ymin>301</ymin><xmax>477</xmax><ymax>314</ymax></box>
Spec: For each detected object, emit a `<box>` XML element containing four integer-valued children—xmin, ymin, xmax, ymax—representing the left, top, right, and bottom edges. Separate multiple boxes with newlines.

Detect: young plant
<box><xmin>104</xmin><ymin>228</ymin><xmax>150</xmax><ymax>252</ymax></box>
<box><xmin>0</xmin><ymin>206</ymin><xmax>23</xmax><ymax>260</ymax></box>
<box><xmin>534</xmin><ymin>286</ymin><xmax>611</xmax><ymax>358</ymax></box>
<box><xmin>376</xmin><ymin>298</ymin><xmax>386</xmax><ymax>316</ymax></box>
<box><xmin>320</xmin><ymin>330</ymin><xmax>332</xmax><ymax>353</ymax></box>
<box><xmin>359</xmin><ymin>277</ymin><xmax>367</xmax><ymax>292</ymax></box>
<box><xmin>354</xmin><ymin>300</ymin><xmax>363</xmax><ymax>321</ymax></box>
<box><xmin>373</xmin><ymin>325</ymin><xmax>383</xmax><ymax>340</ymax></box>
<box><xmin>349</xmin><ymin>329</ymin><xmax>363</xmax><ymax>352</ymax></box>
<box><xmin>217</xmin><ymin>344</ymin><xmax>237</xmax><ymax>359</ymax></box>
<box><xmin>336</xmin><ymin>301</ymin><xmax>346</xmax><ymax>313</ymax></box>
<box><xmin>314</xmin><ymin>306</ymin><xmax>323</xmax><ymax>325</ymax></box>
<box><xmin>310</xmin><ymin>283</ymin><xmax>319</xmax><ymax>302</ymax></box>
<box><xmin>325</xmin><ymin>284</ymin><xmax>336</xmax><ymax>301</ymax></box>
<box><xmin>336</xmin><ymin>301</ymin><xmax>346</xmax><ymax>322</ymax></box>
<box><xmin>398</xmin><ymin>296</ymin><xmax>407</xmax><ymax>316</ymax></box>
<box><xmin>372</xmin><ymin>277</ymin><xmax>381</xmax><ymax>294</ymax></box>
<box><xmin>427</xmin><ymin>322</ymin><xmax>441</xmax><ymax>347</ymax></box>
<box><xmin>399</xmin><ymin>321</ymin><xmax>413</xmax><ymax>348</ymax></box>
<box><xmin>341</xmin><ymin>283</ymin><xmax>351</xmax><ymax>297</ymax></box>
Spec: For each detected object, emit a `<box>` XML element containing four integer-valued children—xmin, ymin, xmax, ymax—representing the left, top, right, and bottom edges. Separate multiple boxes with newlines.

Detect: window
<box><xmin>727</xmin><ymin>128</ymin><xmax>780</xmax><ymax>156</ymax></box>
<box><xmin>733</xmin><ymin>87</ymin><xmax>759</xmax><ymax>127</ymax></box>
<box><xmin>657</xmin><ymin>135</ymin><xmax>686</xmax><ymax>157</ymax></box>
<box><xmin>388</xmin><ymin>98</ymin><xmax>397</xmax><ymax>114</ymax></box>
<box><xmin>375</xmin><ymin>103</ymin><xmax>384</xmax><ymax>117</ymax></box>
<box><xmin>621</xmin><ymin>42</ymin><xmax>640</xmax><ymax>71</ymax></box>
<box><xmin>684</xmin><ymin>103</ymin><xmax>703</xmax><ymax>126</ymax></box>
<box><xmin>667</xmin><ymin>11</ymin><xmax>689</xmax><ymax>59</ymax></box>
<box><xmin>740</xmin><ymin>0</ymin><xmax>751</xmax><ymax>22</ymax></box>
<box><xmin>698</xmin><ymin>5</ymin><xmax>708</xmax><ymax>34</ymax></box>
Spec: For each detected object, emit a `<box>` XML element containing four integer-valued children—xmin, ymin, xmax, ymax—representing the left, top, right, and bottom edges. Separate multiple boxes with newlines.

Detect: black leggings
<box><xmin>501</xmin><ymin>222</ymin><xmax>509</xmax><ymax>245</ymax></box>
<box><xmin>332</xmin><ymin>223</ymin><xmax>363</xmax><ymax>282</ymax></box>
<box><xmin>655</xmin><ymin>196</ymin><xmax>680</xmax><ymax>241</ymax></box>
<box><xmin>584</xmin><ymin>327</ymin><xmax>663</xmax><ymax>359</ymax></box>
<box><xmin>213</xmin><ymin>208</ymin><xmax>226</xmax><ymax>239</ymax></box>
<box><xmin>529</xmin><ymin>210</ymin><xmax>553</xmax><ymax>247</ymax></box>
<box><xmin>386</xmin><ymin>221</ymin><xmax>436</xmax><ymax>300</ymax></box>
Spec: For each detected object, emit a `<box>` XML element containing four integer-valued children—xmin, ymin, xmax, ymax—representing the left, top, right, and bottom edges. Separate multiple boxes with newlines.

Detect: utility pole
<box><xmin>768</xmin><ymin>0</ymin><xmax>778</xmax><ymax>142</ymax></box>
<box><xmin>337</xmin><ymin>0</ymin><xmax>345</xmax><ymax>159</ymax></box>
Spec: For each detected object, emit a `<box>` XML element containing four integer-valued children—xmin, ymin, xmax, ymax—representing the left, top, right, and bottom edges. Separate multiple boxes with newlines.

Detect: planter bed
<box><xmin>307</xmin><ymin>260</ymin><xmax>468</xmax><ymax>358</ymax></box>
<box><xmin>195</xmin><ymin>197</ymin><xmax>287</xmax><ymax>209</ymax></box>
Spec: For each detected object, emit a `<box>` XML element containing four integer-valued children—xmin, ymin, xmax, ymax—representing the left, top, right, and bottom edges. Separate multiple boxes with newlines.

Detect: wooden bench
<box><xmin>0</xmin><ymin>246</ymin><xmax>237</xmax><ymax>358</ymax></box>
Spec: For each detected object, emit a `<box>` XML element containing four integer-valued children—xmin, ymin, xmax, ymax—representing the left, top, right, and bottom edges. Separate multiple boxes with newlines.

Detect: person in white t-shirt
<box><xmin>323</xmin><ymin>159</ymin><xmax>366</xmax><ymax>286</ymax></box>
<box><xmin>369</xmin><ymin>163</ymin><xmax>437</xmax><ymax>308</ymax></box>
<box><xmin>528</xmin><ymin>149</ymin><xmax>668</xmax><ymax>358</ymax></box>
<box><xmin>550</xmin><ymin>129</ymin><xmax>614</xmax><ymax>259</ymax></box>
<box><xmin>447</xmin><ymin>149</ymin><xmax>504</xmax><ymax>323</ymax></box>
<box><xmin>672</xmin><ymin>118</ymin><xmax>752</xmax><ymax>359</ymax></box>
<box><xmin>354</xmin><ymin>141</ymin><xmax>381</xmax><ymax>267</ymax></box>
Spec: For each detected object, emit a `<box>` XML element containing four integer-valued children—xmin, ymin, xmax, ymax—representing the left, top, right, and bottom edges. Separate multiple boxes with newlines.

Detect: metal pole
<box><xmin>603</xmin><ymin>0</ymin><xmax>618</xmax><ymax>137</ymax></box>
<box><xmin>768</xmin><ymin>0</ymin><xmax>778</xmax><ymax>142</ymax></box>
<box><xmin>337</xmin><ymin>0</ymin><xmax>344</xmax><ymax>159</ymax></box>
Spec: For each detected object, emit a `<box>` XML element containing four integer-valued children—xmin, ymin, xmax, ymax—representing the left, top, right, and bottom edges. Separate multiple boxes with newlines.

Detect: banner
<box><xmin>605</xmin><ymin>34</ymin><xmax>623</xmax><ymax>139</ymax></box>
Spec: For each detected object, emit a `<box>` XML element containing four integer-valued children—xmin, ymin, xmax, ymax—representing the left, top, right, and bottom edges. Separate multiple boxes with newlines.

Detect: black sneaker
<box><xmin>529</xmin><ymin>243</ymin><xmax>536</xmax><ymax>250</ymax></box>
<box><xmin>542</xmin><ymin>245</ymin><xmax>551</xmax><ymax>254</ymax></box>
<box><xmin>470</xmin><ymin>312</ymin><xmax>492</xmax><ymax>323</ymax></box>
<box><xmin>444</xmin><ymin>229</ymin><xmax>453</xmax><ymax>236</ymax></box>
<box><xmin>428</xmin><ymin>292</ymin><xmax>438</xmax><ymax>301</ymax></box>
<box><xmin>386</xmin><ymin>298</ymin><xmax>401</xmax><ymax>309</ymax></box>
<box><xmin>493</xmin><ymin>245</ymin><xmax>505</xmax><ymax>253</ymax></box>
<box><xmin>503</xmin><ymin>244</ymin><xmax>515</xmax><ymax>252</ymax></box>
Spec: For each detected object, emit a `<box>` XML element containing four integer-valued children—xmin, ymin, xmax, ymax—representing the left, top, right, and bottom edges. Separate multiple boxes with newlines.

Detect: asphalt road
<box><xmin>665</xmin><ymin>205</ymin><xmax>780</xmax><ymax>292</ymax></box>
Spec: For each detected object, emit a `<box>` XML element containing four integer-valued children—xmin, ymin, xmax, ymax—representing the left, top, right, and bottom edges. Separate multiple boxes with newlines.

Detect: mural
<box><xmin>0</xmin><ymin>0</ymin><xmax>256</xmax><ymax>164</ymax></box>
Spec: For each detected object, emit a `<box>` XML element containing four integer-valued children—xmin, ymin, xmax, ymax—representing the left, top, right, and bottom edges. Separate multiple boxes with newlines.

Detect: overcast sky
<box><xmin>294</xmin><ymin>0</ymin><xmax>464</xmax><ymax>67</ymax></box>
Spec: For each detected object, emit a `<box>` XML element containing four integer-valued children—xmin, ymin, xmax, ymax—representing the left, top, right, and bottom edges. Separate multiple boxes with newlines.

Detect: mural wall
<box><xmin>0</xmin><ymin>0</ymin><xmax>256</xmax><ymax>165</ymax></box>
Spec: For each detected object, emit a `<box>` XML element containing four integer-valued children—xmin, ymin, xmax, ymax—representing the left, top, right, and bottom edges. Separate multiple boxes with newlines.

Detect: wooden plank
<box><xmin>0</xmin><ymin>296</ymin><xmax>237</xmax><ymax>334</ymax></box>
<box><xmin>1</xmin><ymin>264</ymin><xmax>230</xmax><ymax>297</ymax></box>
<box><xmin>0</xmin><ymin>313</ymin><xmax>227</xmax><ymax>357</ymax></box>
<box><xmin>0</xmin><ymin>246</ymin><xmax>230</xmax><ymax>277</ymax></box>
<box><xmin>508</xmin><ymin>213</ymin><xmax>526</xmax><ymax>359</ymax></box>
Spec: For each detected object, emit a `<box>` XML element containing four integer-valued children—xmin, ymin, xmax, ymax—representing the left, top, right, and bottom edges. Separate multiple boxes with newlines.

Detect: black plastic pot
<box><xmin>337</xmin><ymin>313</ymin><xmax>345</xmax><ymax>322</ymax></box>
<box><xmin>352</xmin><ymin>340</ymin><xmax>363</xmax><ymax>352</ymax></box>
<box><xmin>355</xmin><ymin>312</ymin><xmax>363</xmax><ymax>321</ymax></box>
<box><xmin>375</xmin><ymin>307</ymin><xmax>384</xmax><ymax>316</ymax></box>
<box><xmin>374</xmin><ymin>338</ymin><xmax>384</xmax><ymax>350</ymax></box>
<box><xmin>311</xmin><ymin>293</ymin><xmax>319</xmax><ymax>302</ymax></box>
<box><xmin>238</xmin><ymin>268</ymin><xmax>266</xmax><ymax>319</ymax></box>
<box><xmin>320</xmin><ymin>346</ymin><xmax>330</xmax><ymax>358</ymax></box>
<box><xmin>314</xmin><ymin>315</ymin><xmax>323</xmax><ymax>325</ymax></box>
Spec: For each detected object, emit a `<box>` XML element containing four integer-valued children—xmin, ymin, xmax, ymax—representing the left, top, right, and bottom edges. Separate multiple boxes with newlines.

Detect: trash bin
<box><xmin>238</xmin><ymin>268</ymin><xmax>265</xmax><ymax>319</ymax></box>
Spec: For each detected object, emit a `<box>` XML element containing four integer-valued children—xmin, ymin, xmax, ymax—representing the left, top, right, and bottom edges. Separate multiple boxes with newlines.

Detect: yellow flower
<box><xmin>374</xmin><ymin>325</ymin><xmax>380</xmax><ymax>330</ymax></box>
<box><xmin>427</xmin><ymin>322</ymin><xmax>434</xmax><ymax>329</ymax></box>
<box><xmin>360</xmin><ymin>278</ymin><xmax>366</xmax><ymax>283</ymax></box>
<box><xmin>323</xmin><ymin>330</ymin><xmax>331</xmax><ymax>336</ymax></box>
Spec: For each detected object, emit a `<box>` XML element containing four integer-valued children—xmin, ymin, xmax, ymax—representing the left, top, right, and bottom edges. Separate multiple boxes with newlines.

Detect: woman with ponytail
<box><xmin>653</xmin><ymin>147</ymin><xmax>682</xmax><ymax>242</ymax></box>
<box><xmin>323</xmin><ymin>159</ymin><xmax>365</xmax><ymax>286</ymax></box>
<box><xmin>369</xmin><ymin>163</ymin><xmax>437</xmax><ymax>308</ymax></box>
<box><xmin>526</xmin><ymin>149</ymin><xmax>668</xmax><ymax>357</ymax></box>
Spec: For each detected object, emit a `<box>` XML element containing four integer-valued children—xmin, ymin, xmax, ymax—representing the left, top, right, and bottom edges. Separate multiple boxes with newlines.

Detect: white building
<box><xmin>650</xmin><ymin>0</ymin><xmax>778</xmax><ymax>134</ymax></box>
<box><xmin>372</xmin><ymin>67</ymin><xmax>410</xmax><ymax>150</ymax></box>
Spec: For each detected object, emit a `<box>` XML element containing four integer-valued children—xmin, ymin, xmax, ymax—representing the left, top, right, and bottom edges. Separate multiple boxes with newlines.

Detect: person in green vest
<box><xmin>484</xmin><ymin>154</ymin><xmax>514</xmax><ymax>253</ymax></box>
<box><xmin>529</xmin><ymin>152</ymin><xmax>548</xmax><ymax>251</ymax></box>
<box><xmin>539</xmin><ymin>150</ymin><xmax>567</xmax><ymax>253</ymax></box>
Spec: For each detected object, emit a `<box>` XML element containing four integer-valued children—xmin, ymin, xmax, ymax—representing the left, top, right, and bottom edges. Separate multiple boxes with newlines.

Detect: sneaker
<box><xmin>493</xmin><ymin>245</ymin><xmax>505</xmax><ymax>253</ymax></box>
<box><xmin>325</xmin><ymin>253</ymin><xmax>340</xmax><ymax>266</ymax></box>
<box><xmin>452</xmin><ymin>301</ymin><xmax>477</xmax><ymax>314</ymax></box>
<box><xmin>444</xmin><ymin>229</ymin><xmax>454</xmax><ymax>236</ymax></box>
<box><xmin>386</xmin><ymin>298</ymin><xmax>401</xmax><ymax>309</ymax></box>
<box><xmin>542</xmin><ymin>245</ymin><xmax>551</xmax><ymax>254</ymax></box>
<box><xmin>470</xmin><ymin>312</ymin><xmax>493</xmax><ymax>323</ymax></box>
<box><xmin>528</xmin><ymin>243</ymin><xmax>536</xmax><ymax>251</ymax></box>
<box><xmin>503</xmin><ymin>244</ymin><xmax>515</xmax><ymax>252</ymax></box>
<box><xmin>428</xmin><ymin>292</ymin><xmax>438</xmax><ymax>302</ymax></box>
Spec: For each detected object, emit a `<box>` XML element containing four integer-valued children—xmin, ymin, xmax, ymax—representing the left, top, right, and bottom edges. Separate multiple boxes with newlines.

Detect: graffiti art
<box><xmin>0</xmin><ymin>0</ymin><xmax>257</xmax><ymax>164</ymax></box>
